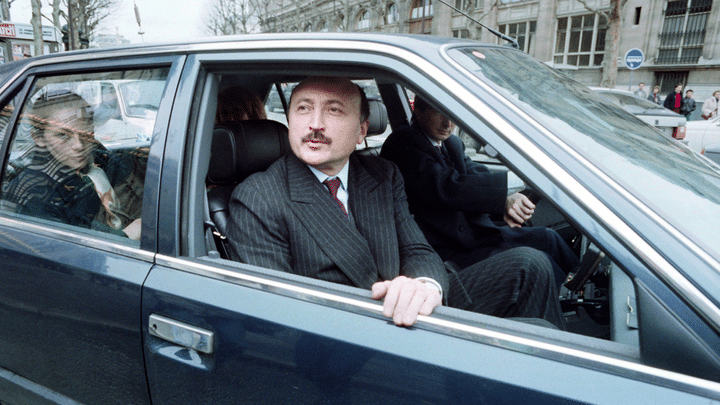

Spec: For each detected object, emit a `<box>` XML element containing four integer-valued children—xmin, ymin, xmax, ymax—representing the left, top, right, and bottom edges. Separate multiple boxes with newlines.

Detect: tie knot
<box><xmin>324</xmin><ymin>178</ymin><xmax>342</xmax><ymax>197</ymax></box>
<box><xmin>323</xmin><ymin>178</ymin><xmax>347</xmax><ymax>215</ymax></box>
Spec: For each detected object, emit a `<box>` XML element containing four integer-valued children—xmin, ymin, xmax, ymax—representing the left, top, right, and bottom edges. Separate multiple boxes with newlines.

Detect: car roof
<box><xmin>0</xmin><ymin>33</ymin><xmax>507</xmax><ymax>94</ymax></box>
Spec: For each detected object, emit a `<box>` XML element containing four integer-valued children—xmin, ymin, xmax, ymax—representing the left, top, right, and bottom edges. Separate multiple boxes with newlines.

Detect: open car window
<box><xmin>182</xmin><ymin>57</ymin><xmax>719</xmax><ymax>388</ymax></box>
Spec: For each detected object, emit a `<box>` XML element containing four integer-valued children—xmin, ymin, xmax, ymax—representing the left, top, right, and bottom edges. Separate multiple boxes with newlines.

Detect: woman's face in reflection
<box><xmin>34</xmin><ymin>106</ymin><xmax>94</xmax><ymax>170</ymax></box>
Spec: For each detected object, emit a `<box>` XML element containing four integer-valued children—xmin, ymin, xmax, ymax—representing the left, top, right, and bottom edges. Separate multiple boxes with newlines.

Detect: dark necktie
<box><xmin>323</xmin><ymin>178</ymin><xmax>347</xmax><ymax>216</ymax></box>
<box><xmin>437</xmin><ymin>144</ymin><xmax>454</xmax><ymax>168</ymax></box>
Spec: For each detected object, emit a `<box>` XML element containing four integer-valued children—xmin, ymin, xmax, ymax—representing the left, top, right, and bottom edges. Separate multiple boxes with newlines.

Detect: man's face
<box><xmin>686</xmin><ymin>91</ymin><xmax>693</xmax><ymax>98</ymax></box>
<box><xmin>638</xmin><ymin>83</ymin><xmax>645</xmax><ymax>90</ymax></box>
<box><xmin>416</xmin><ymin>106</ymin><xmax>455</xmax><ymax>142</ymax></box>
<box><xmin>653</xmin><ymin>88</ymin><xmax>659</xmax><ymax>94</ymax></box>
<box><xmin>287</xmin><ymin>77</ymin><xmax>368</xmax><ymax>175</ymax></box>
<box><xmin>675</xmin><ymin>84</ymin><xmax>683</xmax><ymax>93</ymax></box>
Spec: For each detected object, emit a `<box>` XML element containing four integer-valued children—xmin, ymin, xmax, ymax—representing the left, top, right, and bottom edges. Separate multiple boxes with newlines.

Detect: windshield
<box><xmin>119</xmin><ymin>81</ymin><xmax>165</xmax><ymax>117</ymax></box>
<box><xmin>447</xmin><ymin>46</ymin><xmax>720</xmax><ymax>262</ymax></box>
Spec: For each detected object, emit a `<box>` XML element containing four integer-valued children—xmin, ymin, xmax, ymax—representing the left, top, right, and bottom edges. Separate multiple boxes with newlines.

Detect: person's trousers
<box><xmin>447</xmin><ymin>247</ymin><xmax>565</xmax><ymax>330</ymax></box>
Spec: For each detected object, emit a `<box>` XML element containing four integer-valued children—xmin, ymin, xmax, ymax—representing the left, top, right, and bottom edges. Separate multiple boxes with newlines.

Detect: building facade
<box><xmin>0</xmin><ymin>21</ymin><xmax>62</xmax><ymax>63</ymax></box>
<box><xmin>261</xmin><ymin>0</ymin><xmax>720</xmax><ymax>98</ymax></box>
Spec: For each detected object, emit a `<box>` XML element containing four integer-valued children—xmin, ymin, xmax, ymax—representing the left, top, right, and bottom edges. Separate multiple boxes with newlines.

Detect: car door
<box><xmin>0</xmin><ymin>55</ymin><xmax>183</xmax><ymax>404</ymax></box>
<box><xmin>141</xmin><ymin>45</ymin><xmax>720</xmax><ymax>404</ymax></box>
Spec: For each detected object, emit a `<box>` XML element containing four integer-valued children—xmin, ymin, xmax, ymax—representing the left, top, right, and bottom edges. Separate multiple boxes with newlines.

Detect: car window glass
<box><xmin>0</xmin><ymin>67</ymin><xmax>170</xmax><ymax>244</ymax></box>
<box><xmin>0</xmin><ymin>93</ymin><xmax>21</xmax><ymax>144</ymax></box>
<box><xmin>264</xmin><ymin>83</ymin><xmax>293</xmax><ymax>126</ymax></box>
<box><xmin>447</xmin><ymin>47</ymin><xmax>720</xmax><ymax>263</ymax></box>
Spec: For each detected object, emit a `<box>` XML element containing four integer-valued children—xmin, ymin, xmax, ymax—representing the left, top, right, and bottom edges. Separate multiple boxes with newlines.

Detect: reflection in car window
<box><xmin>598</xmin><ymin>91</ymin><xmax>669</xmax><ymax>114</ymax></box>
<box><xmin>447</xmin><ymin>47</ymin><xmax>720</xmax><ymax>263</ymax></box>
<box><xmin>0</xmin><ymin>68</ymin><xmax>169</xmax><ymax>244</ymax></box>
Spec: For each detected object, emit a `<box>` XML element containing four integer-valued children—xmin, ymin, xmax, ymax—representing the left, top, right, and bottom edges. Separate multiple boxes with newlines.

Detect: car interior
<box><xmin>180</xmin><ymin>66</ymin><xmax>720</xmax><ymax>383</ymax></box>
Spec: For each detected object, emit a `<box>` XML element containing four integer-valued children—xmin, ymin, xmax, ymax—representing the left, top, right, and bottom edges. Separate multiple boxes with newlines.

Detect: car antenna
<box><xmin>433</xmin><ymin>0</ymin><xmax>519</xmax><ymax>49</ymax></box>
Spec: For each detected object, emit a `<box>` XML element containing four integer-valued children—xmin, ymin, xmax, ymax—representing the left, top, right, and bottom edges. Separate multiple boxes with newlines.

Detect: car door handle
<box><xmin>148</xmin><ymin>314</ymin><xmax>215</xmax><ymax>354</ymax></box>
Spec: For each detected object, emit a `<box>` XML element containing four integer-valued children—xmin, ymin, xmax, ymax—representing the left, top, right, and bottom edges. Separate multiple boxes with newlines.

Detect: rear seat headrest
<box><xmin>207</xmin><ymin>119</ymin><xmax>291</xmax><ymax>185</ymax></box>
<box><xmin>367</xmin><ymin>98</ymin><xmax>388</xmax><ymax>136</ymax></box>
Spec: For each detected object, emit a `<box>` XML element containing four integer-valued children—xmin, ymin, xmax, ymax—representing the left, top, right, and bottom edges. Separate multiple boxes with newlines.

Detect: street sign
<box><xmin>624</xmin><ymin>48</ymin><xmax>644</xmax><ymax>70</ymax></box>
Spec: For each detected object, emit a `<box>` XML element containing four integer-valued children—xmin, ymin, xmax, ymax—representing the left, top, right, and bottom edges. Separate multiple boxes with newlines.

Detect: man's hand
<box><xmin>504</xmin><ymin>192</ymin><xmax>535</xmax><ymax>228</ymax></box>
<box><xmin>371</xmin><ymin>276</ymin><xmax>442</xmax><ymax>326</ymax></box>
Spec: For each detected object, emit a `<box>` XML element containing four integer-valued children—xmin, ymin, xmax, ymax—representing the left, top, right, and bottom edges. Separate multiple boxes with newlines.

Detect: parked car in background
<box><xmin>1</xmin><ymin>34</ymin><xmax>719</xmax><ymax>404</ymax></box>
<box><xmin>685</xmin><ymin>114</ymin><xmax>720</xmax><ymax>155</ymax></box>
<box><xmin>75</xmin><ymin>79</ymin><xmax>163</xmax><ymax>147</ymax></box>
<box><xmin>591</xmin><ymin>87</ymin><xmax>687</xmax><ymax>140</ymax></box>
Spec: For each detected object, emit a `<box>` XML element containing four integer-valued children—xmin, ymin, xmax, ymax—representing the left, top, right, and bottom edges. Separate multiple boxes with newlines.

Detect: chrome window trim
<box><xmin>0</xmin><ymin>215</ymin><xmax>154</xmax><ymax>262</ymax></box>
<box><xmin>437</xmin><ymin>43</ymin><xmax>720</xmax><ymax>334</ymax></box>
<box><xmin>156</xmin><ymin>253</ymin><xmax>720</xmax><ymax>399</ymax></box>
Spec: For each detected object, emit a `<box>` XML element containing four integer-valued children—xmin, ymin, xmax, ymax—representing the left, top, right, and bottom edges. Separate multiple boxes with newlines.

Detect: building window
<box><xmin>553</xmin><ymin>14</ymin><xmax>607</xmax><ymax>67</ymax></box>
<box><xmin>411</xmin><ymin>0</ymin><xmax>433</xmax><ymax>19</ymax></box>
<box><xmin>356</xmin><ymin>10</ymin><xmax>371</xmax><ymax>30</ymax></box>
<box><xmin>657</xmin><ymin>0</ymin><xmax>712</xmax><ymax>64</ymax></box>
<box><xmin>452</xmin><ymin>29</ymin><xmax>469</xmax><ymax>38</ymax></box>
<box><xmin>387</xmin><ymin>3</ymin><xmax>399</xmax><ymax>24</ymax></box>
<box><xmin>498</xmin><ymin>20</ymin><xmax>536</xmax><ymax>54</ymax></box>
<box><xmin>409</xmin><ymin>0</ymin><xmax>433</xmax><ymax>34</ymax></box>
<box><xmin>304</xmin><ymin>23</ymin><xmax>313</xmax><ymax>32</ymax></box>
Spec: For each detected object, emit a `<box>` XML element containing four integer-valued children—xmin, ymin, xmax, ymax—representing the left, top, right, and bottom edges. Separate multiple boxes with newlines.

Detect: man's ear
<box><xmin>357</xmin><ymin>119</ymin><xmax>369</xmax><ymax>144</ymax></box>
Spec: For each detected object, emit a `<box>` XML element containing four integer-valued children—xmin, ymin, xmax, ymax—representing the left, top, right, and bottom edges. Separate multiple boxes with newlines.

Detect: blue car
<box><xmin>1</xmin><ymin>33</ymin><xmax>719</xmax><ymax>404</ymax></box>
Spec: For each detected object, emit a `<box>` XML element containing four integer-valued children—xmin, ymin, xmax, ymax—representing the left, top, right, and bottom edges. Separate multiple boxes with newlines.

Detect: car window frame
<box><xmin>0</xmin><ymin>54</ymin><xmax>185</xmax><ymax>256</ymax></box>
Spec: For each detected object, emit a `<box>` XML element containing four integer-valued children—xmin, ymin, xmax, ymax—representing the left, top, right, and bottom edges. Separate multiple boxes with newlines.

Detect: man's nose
<box><xmin>309</xmin><ymin>109</ymin><xmax>325</xmax><ymax>131</ymax></box>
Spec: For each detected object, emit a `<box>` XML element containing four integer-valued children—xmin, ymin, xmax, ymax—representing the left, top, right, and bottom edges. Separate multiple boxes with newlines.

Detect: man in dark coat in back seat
<box><xmin>380</xmin><ymin>96</ymin><xmax>578</xmax><ymax>287</ymax></box>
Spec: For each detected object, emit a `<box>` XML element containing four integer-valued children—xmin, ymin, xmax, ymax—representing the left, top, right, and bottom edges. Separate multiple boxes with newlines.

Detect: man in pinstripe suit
<box><xmin>227</xmin><ymin>76</ymin><xmax>563</xmax><ymax>329</ymax></box>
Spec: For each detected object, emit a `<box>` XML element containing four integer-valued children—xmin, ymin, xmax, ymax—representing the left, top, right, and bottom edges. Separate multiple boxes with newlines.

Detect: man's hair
<box><xmin>653</xmin><ymin>85</ymin><xmax>660</xmax><ymax>90</ymax></box>
<box><xmin>676</xmin><ymin>83</ymin><xmax>683</xmax><ymax>88</ymax></box>
<box><xmin>639</xmin><ymin>82</ymin><xmax>645</xmax><ymax>85</ymax></box>
<box><xmin>412</xmin><ymin>96</ymin><xmax>431</xmax><ymax>115</ymax></box>
<box><xmin>686</xmin><ymin>89</ymin><xmax>693</xmax><ymax>94</ymax></box>
<box><xmin>290</xmin><ymin>76</ymin><xmax>370</xmax><ymax>123</ymax></box>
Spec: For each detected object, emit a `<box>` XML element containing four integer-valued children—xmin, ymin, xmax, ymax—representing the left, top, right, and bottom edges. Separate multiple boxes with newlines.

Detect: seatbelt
<box><xmin>203</xmin><ymin>191</ymin><xmax>229</xmax><ymax>259</ymax></box>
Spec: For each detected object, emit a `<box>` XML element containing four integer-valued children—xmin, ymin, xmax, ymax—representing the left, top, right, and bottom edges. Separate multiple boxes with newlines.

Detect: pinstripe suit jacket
<box><xmin>226</xmin><ymin>153</ymin><xmax>449</xmax><ymax>293</ymax></box>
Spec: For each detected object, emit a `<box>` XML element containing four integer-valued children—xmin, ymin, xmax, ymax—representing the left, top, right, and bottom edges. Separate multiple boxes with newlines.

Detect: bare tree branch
<box><xmin>575</xmin><ymin>0</ymin><xmax>608</xmax><ymax>20</ymax></box>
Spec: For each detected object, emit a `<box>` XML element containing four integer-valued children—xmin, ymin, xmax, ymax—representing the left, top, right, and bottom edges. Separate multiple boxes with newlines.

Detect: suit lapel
<box><xmin>409</xmin><ymin>122</ymin><xmax>449</xmax><ymax>168</ymax></box>
<box><xmin>285</xmin><ymin>155</ymin><xmax>378</xmax><ymax>289</ymax></box>
<box><xmin>347</xmin><ymin>155</ymin><xmax>400</xmax><ymax>282</ymax></box>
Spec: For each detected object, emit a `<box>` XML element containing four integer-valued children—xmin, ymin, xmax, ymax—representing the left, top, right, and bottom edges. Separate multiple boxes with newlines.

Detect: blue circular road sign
<box><xmin>625</xmin><ymin>48</ymin><xmax>644</xmax><ymax>70</ymax></box>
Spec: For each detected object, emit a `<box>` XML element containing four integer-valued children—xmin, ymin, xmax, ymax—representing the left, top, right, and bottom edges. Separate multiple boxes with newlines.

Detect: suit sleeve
<box><xmin>387</xmin><ymin>162</ymin><xmax>449</xmax><ymax>293</ymax></box>
<box><xmin>382</xmin><ymin>127</ymin><xmax>507</xmax><ymax>216</ymax></box>
<box><xmin>226</xmin><ymin>176</ymin><xmax>294</xmax><ymax>273</ymax></box>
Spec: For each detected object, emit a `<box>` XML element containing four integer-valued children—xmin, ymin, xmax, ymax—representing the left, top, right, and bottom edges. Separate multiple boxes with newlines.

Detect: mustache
<box><xmin>301</xmin><ymin>130</ymin><xmax>331</xmax><ymax>145</ymax></box>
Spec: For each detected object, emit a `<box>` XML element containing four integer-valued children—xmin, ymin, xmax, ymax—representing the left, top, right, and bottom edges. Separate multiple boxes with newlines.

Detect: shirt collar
<box><xmin>308</xmin><ymin>160</ymin><xmax>350</xmax><ymax>190</ymax></box>
<box><xmin>426</xmin><ymin>135</ymin><xmax>442</xmax><ymax>148</ymax></box>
